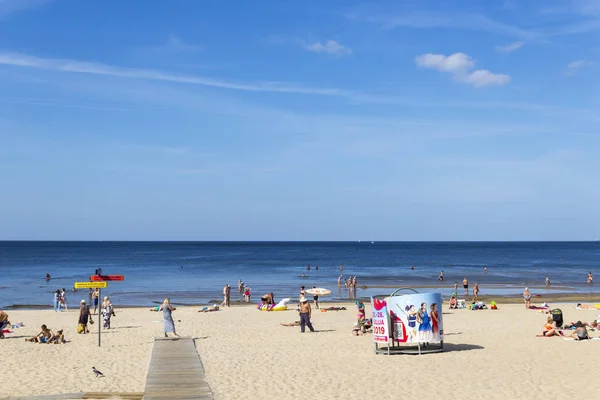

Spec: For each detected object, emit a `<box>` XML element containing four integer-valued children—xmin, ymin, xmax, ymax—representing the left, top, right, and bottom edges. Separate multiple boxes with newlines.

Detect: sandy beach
<box><xmin>1</xmin><ymin>300</ymin><xmax>599</xmax><ymax>399</ymax></box>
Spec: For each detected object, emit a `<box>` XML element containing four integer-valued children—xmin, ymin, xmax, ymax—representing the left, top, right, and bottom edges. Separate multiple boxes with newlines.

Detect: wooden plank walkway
<box><xmin>143</xmin><ymin>337</ymin><xmax>213</xmax><ymax>400</ymax></box>
<box><xmin>11</xmin><ymin>393</ymin><xmax>144</xmax><ymax>400</ymax></box>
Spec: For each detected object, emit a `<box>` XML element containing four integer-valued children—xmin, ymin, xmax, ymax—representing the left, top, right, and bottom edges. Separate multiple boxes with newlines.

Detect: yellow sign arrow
<box><xmin>74</xmin><ymin>281</ymin><xmax>107</xmax><ymax>289</ymax></box>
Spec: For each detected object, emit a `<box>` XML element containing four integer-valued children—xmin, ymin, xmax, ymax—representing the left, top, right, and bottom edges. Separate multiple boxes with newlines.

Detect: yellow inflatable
<box><xmin>257</xmin><ymin>298</ymin><xmax>290</xmax><ymax>311</ymax></box>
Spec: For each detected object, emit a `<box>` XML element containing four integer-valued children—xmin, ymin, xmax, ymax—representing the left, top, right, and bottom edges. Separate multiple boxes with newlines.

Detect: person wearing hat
<box><xmin>78</xmin><ymin>299</ymin><xmax>93</xmax><ymax>334</ymax></box>
<box><xmin>298</xmin><ymin>297</ymin><xmax>315</xmax><ymax>333</ymax></box>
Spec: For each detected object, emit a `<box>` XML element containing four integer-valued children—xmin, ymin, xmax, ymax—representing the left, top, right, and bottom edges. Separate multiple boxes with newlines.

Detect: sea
<box><xmin>0</xmin><ymin>241</ymin><xmax>598</xmax><ymax>309</ymax></box>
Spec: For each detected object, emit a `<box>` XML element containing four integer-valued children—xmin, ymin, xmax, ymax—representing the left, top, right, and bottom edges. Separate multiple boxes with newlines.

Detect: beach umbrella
<box><xmin>305</xmin><ymin>288</ymin><xmax>331</xmax><ymax>296</ymax></box>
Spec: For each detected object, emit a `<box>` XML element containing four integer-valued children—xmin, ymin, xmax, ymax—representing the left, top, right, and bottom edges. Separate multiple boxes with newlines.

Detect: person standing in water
<box><xmin>588</xmin><ymin>272</ymin><xmax>593</xmax><ymax>284</ymax></box>
<box><xmin>337</xmin><ymin>275</ymin><xmax>343</xmax><ymax>287</ymax></box>
<box><xmin>462</xmin><ymin>277</ymin><xmax>469</xmax><ymax>296</ymax></box>
<box><xmin>438</xmin><ymin>271</ymin><xmax>444</xmax><ymax>281</ymax></box>
<box><xmin>159</xmin><ymin>298</ymin><xmax>179</xmax><ymax>338</ymax></box>
<box><xmin>53</xmin><ymin>289</ymin><xmax>62</xmax><ymax>312</ymax></box>
<box><xmin>545</xmin><ymin>277</ymin><xmax>550</xmax><ymax>290</ymax></box>
<box><xmin>453</xmin><ymin>281</ymin><xmax>458</xmax><ymax>296</ymax></box>
<box><xmin>339</xmin><ymin>264</ymin><xmax>343</xmax><ymax>272</ymax></box>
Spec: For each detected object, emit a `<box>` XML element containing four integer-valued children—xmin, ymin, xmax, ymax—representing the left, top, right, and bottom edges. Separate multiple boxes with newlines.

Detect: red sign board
<box><xmin>91</xmin><ymin>275</ymin><xmax>124</xmax><ymax>281</ymax></box>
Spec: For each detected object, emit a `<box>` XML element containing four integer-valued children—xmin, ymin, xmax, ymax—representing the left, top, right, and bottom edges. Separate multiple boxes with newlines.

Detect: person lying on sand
<box><xmin>575</xmin><ymin>303</ymin><xmax>600</xmax><ymax>310</ymax></box>
<box><xmin>352</xmin><ymin>324</ymin><xmax>365</xmax><ymax>336</ymax></box>
<box><xmin>323</xmin><ymin>306</ymin><xmax>346</xmax><ymax>311</ymax></box>
<box><xmin>26</xmin><ymin>324</ymin><xmax>55</xmax><ymax>343</ymax></box>
<box><xmin>199</xmin><ymin>305</ymin><xmax>220</xmax><ymax>313</ymax></box>
<box><xmin>536</xmin><ymin>317</ymin><xmax>563</xmax><ymax>337</ymax></box>
<box><xmin>564</xmin><ymin>320</ymin><xmax>598</xmax><ymax>330</ymax></box>
<box><xmin>281</xmin><ymin>321</ymin><xmax>300</xmax><ymax>327</ymax></box>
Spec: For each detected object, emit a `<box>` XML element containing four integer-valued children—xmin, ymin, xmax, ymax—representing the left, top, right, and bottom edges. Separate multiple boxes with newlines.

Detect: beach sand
<box><xmin>1</xmin><ymin>301</ymin><xmax>599</xmax><ymax>399</ymax></box>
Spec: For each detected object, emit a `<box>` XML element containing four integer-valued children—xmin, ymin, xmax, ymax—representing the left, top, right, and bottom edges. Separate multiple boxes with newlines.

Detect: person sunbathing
<box><xmin>50</xmin><ymin>329</ymin><xmax>66</xmax><ymax>344</ymax></box>
<box><xmin>0</xmin><ymin>311</ymin><xmax>10</xmax><ymax>339</ymax></box>
<box><xmin>352</xmin><ymin>324</ymin><xmax>365</xmax><ymax>336</ymax></box>
<box><xmin>26</xmin><ymin>324</ymin><xmax>55</xmax><ymax>343</ymax></box>
<box><xmin>568</xmin><ymin>324</ymin><xmax>589</xmax><ymax>340</ymax></box>
<box><xmin>449</xmin><ymin>296</ymin><xmax>457</xmax><ymax>309</ymax></box>
<box><xmin>575</xmin><ymin>303</ymin><xmax>599</xmax><ymax>310</ymax></box>
<box><xmin>199</xmin><ymin>305</ymin><xmax>220</xmax><ymax>313</ymax></box>
<box><xmin>324</xmin><ymin>306</ymin><xmax>347</xmax><ymax>311</ymax></box>
<box><xmin>536</xmin><ymin>317</ymin><xmax>562</xmax><ymax>337</ymax></box>
<box><xmin>564</xmin><ymin>320</ymin><xmax>598</xmax><ymax>330</ymax></box>
<box><xmin>280</xmin><ymin>321</ymin><xmax>300</xmax><ymax>327</ymax></box>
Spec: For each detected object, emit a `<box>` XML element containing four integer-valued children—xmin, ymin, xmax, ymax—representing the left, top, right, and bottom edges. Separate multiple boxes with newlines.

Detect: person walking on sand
<box><xmin>523</xmin><ymin>287</ymin><xmax>532</xmax><ymax>309</ymax></box>
<box><xmin>298</xmin><ymin>297</ymin><xmax>315</xmax><ymax>333</ymax></box>
<box><xmin>159</xmin><ymin>298</ymin><xmax>179</xmax><ymax>338</ymax></box>
<box><xmin>78</xmin><ymin>300</ymin><xmax>92</xmax><ymax>334</ymax></box>
<box><xmin>473</xmin><ymin>283</ymin><xmax>480</xmax><ymax>302</ymax></box>
<box><xmin>61</xmin><ymin>288</ymin><xmax>68</xmax><ymax>311</ymax></box>
<box><xmin>101</xmin><ymin>296</ymin><xmax>115</xmax><ymax>329</ymax></box>
<box><xmin>462</xmin><ymin>277</ymin><xmax>469</xmax><ymax>296</ymax></box>
<box><xmin>222</xmin><ymin>284</ymin><xmax>231</xmax><ymax>307</ymax></box>
<box><xmin>53</xmin><ymin>289</ymin><xmax>62</xmax><ymax>312</ymax></box>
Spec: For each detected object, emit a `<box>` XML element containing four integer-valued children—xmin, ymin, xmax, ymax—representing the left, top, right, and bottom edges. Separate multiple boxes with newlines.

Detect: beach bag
<box><xmin>77</xmin><ymin>323</ymin><xmax>84</xmax><ymax>334</ymax></box>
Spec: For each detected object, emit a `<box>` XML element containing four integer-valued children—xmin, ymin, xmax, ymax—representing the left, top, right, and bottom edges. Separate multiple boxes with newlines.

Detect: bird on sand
<box><xmin>92</xmin><ymin>367</ymin><xmax>104</xmax><ymax>377</ymax></box>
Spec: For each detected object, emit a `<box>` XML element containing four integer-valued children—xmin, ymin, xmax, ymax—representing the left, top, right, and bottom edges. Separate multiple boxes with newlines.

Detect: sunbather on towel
<box><xmin>567</xmin><ymin>322</ymin><xmax>589</xmax><ymax>340</ymax></box>
<box><xmin>536</xmin><ymin>317</ymin><xmax>562</xmax><ymax>337</ymax></box>
<box><xmin>199</xmin><ymin>305</ymin><xmax>220</xmax><ymax>313</ymax></box>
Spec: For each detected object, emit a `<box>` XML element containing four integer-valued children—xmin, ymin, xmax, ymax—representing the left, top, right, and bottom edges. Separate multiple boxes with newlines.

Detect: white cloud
<box><xmin>415</xmin><ymin>52</ymin><xmax>474</xmax><ymax>72</ymax></box>
<box><xmin>567</xmin><ymin>59</ymin><xmax>595</xmax><ymax>74</ymax></box>
<box><xmin>304</xmin><ymin>40</ymin><xmax>352</xmax><ymax>56</ymax></box>
<box><xmin>461</xmin><ymin>69</ymin><xmax>511</xmax><ymax>87</ymax></box>
<box><xmin>495</xmin><ymin>41</ymin><xmax>524</xmax><ymax>53</ymax></box>
<box><xmin>415</xmin><ymin>52</ymin><xmax>510</xmax><ymax>88</ymax></box>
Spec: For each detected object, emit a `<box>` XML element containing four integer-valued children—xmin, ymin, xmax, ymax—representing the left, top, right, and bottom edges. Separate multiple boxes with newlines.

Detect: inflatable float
<box><xmin>257</xmin><ymin>298</ymin><xmax>290</xmax><ymax>311</ymax></box>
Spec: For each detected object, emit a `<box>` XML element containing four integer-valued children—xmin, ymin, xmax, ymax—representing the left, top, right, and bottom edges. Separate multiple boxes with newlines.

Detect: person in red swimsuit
<box><xmin>430</xmin><ymin>303</ymin><xmax>439</xmax><ymax>339</ymax></box>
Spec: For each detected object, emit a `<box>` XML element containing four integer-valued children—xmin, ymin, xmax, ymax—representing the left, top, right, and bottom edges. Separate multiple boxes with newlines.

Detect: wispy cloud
<box><xmin>304</xmin><ymin>40</ymin><xmax>352</xmax><ymax>56</ymax></box>
<box><xmin>415</xmin><ymin>53</ymin><xmax>510</xmax><ymax>88</ymax></box>
<box><xmin>349</xmin><ymin>11</ymin><xmax>544</xmax><ymax>41</ymax></box>
<box><xmin>0</xmin><ymin>51</ymin><xmax>351</xmax><ymax>97</ymax></box>
<box><xmin>0</xmin><ymin>0</ymin><xmax>51</xmax><ymax>18</ymax></box>
<box><xmin>495</xmin><ymin>41</ymin><xmax>525</xmax><ymax>53</ymax></box>
<box><xmin>566</xmin><ymin>59</ymin><xmax>595</xmax><ymax>74</ymax></box>
<box><xmin>138</xmin><ymin>34</ymin><xmax>203</xmax><ymax>54</ymax></box>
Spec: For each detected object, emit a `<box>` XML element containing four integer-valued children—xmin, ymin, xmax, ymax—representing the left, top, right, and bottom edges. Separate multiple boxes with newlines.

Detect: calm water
<box><xmin>0</xmin><ymin>241</ymin><xmax>598</xmax><ymax>309</ymax></box>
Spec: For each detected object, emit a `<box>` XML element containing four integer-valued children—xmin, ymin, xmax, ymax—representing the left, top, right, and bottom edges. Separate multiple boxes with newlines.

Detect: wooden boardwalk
<box><xmin>143</xmin><ymin>337</ymin><xmax>213</xmax><ymax>400</ymax></box>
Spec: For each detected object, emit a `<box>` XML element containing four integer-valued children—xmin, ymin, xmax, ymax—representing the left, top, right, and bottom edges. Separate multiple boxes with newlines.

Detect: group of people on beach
<box><xmin>337</xmin><ymin>275</ymin><xmax>358</xmax><ymax>290</ymax></box>
<box><xmin>52</xmin><ymin>288</ymin><xmax>69</xmax><ymax>312</ymax></box>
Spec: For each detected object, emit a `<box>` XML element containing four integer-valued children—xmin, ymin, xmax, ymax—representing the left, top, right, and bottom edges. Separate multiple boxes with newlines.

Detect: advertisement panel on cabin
<box><xmin>372</xmin><ymin>293</ymin><xmax>444</xmax><ymax>344</ymax></box>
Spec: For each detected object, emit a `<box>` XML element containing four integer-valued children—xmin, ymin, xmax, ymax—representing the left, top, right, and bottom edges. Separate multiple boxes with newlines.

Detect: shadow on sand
<box><xmin>442</xmin><ymin>343</ymin><xmax>484</xmax><ymax>352</ymax></box>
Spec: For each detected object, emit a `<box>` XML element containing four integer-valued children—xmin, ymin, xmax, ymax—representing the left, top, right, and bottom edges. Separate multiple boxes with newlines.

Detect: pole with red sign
<box><xmin>90</xmin><ymin>274</ymin><xmax>125</xmax><ymax>347</ymax></box>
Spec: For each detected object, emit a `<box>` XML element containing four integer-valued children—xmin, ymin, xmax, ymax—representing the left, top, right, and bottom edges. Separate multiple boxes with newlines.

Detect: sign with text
<box><xmin>74</xmin><ymin>281</ymin><xmax>107</xmax><ymax>289</ymax></box>
<box><xmin>371</xmin><ymin>297</ymin><xmax>390</xmax><ymax>343</ymax></box>
<box><xmin>91</xmin><ymin>275</ymin><xmax>124</xmax><ymax>281</ymax></box>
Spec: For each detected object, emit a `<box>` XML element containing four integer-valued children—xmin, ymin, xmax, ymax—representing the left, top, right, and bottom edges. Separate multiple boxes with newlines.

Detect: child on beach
<box><xmin>26</xmin><ymin>324</ymin><xmax>55</xmax><ymax>343</ymax></box>
<box><xmin>0</xmin><ymin>311</ymin><xmax>10</xmax><ymax>338</ymax></box>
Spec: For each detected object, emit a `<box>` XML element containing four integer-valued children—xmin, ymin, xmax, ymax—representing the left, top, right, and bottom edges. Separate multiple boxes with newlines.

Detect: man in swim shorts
<box><xmin>462</xmin><ymin>277</ymin><xmax>469</xmax><ymax>296</ymax></box>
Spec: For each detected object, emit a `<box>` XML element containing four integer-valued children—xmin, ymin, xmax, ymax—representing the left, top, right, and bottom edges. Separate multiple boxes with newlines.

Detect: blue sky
<box><xmin>0</xmin><ymin>0</ymin><xmax>599</xmax><ymax>241</ymax></box>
